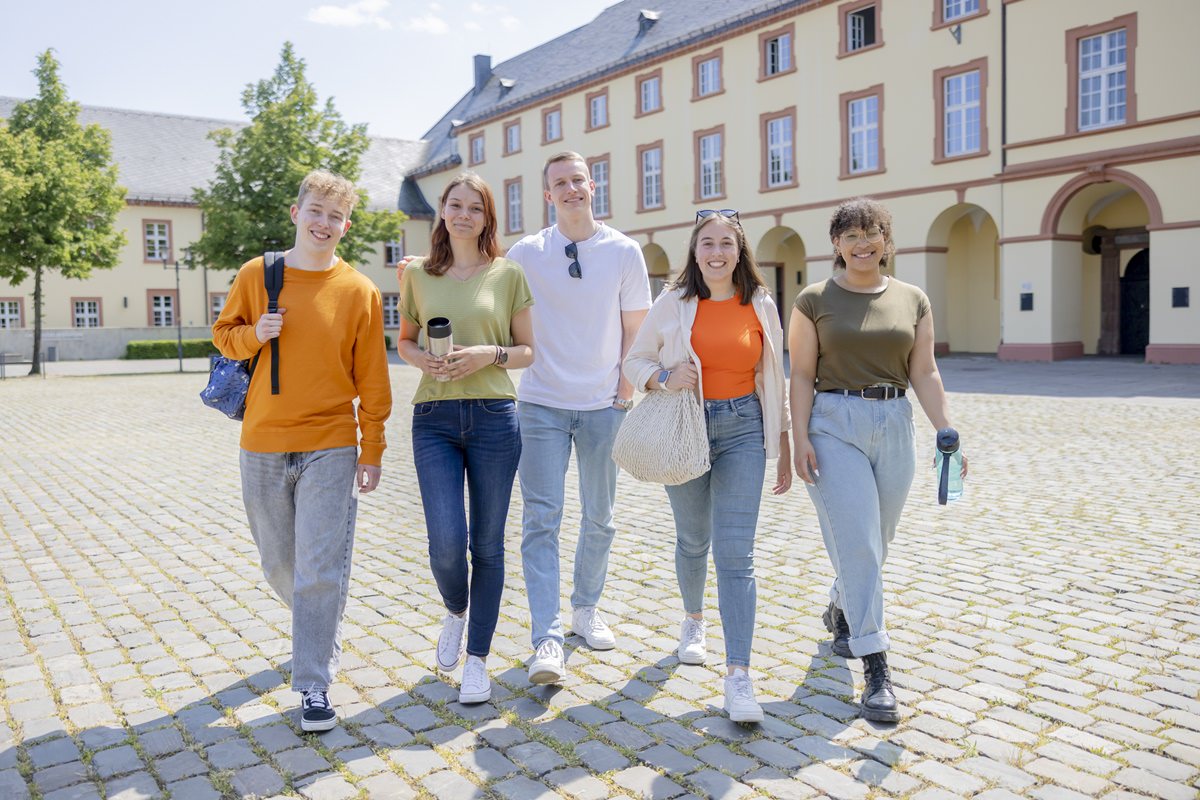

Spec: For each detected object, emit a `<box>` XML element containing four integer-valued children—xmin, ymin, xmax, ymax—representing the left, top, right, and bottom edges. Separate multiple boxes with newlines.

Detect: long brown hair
<box><xmin>672</xmin><ymin>215</ymin><xmax>765</xmax><ymax>304</ymax></box>
<box><xmin>426</xmin><ymin>172</ymin><xmax>501</xmax><ymax>276</ymax></box>
<box><xmin>829</xmin><ymin>197</ymin><xmax>896</xmax><ymax>270</ymax></box>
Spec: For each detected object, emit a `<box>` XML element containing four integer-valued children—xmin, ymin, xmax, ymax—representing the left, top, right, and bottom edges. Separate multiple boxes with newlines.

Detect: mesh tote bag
<box><xmin>611</xmin><ymin>388</ymin><xmax>710</xmax><ymax>485</ymax></box>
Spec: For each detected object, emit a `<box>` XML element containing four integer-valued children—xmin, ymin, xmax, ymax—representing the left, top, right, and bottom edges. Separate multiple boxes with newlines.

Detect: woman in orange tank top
<box><xmin>624</xmin><ymin>210</ymin><xmax>791</xmax><ymax>724</ymax></box>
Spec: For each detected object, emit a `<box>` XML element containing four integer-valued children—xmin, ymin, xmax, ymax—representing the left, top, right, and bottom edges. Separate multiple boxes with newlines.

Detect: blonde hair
<box><xmin>296</xmin><ymin>169</ymin><xmax>359</xmax><ymax>214</ymax></box>
<box><xmin>543</xmin><ymin>151</ymin><xmax>588</xmax><ymax>188</ymax></box>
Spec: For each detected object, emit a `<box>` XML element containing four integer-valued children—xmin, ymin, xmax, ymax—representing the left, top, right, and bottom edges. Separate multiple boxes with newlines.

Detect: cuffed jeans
<box><xmin>804</xmin><ymin>392</ymin><xmax>916</xmax><ymax>657</ymax></box>
<box><xmin>412</xmin><ymin>399</ymin><xmax>521</xmax><ymax>658</ymax></box>
<box><xmin>239</xmin><ymin>446</ymin><xmax>359</xmax><ymax>692</ymax></box>
<box><xmin>665</xmin><ymin>392</ymin><xmax>766</xmax><ymax>668</ymax></box>
<box><xmin>518</xmin><ymin>401</ymin><xmax>624</xmax><ymax>647</ymax></box>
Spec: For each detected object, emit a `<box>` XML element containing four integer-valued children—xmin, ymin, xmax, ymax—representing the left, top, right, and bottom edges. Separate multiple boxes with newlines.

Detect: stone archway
<box><xmin>642</xmin><ymin>243</ymin><xmax>671</xmax><ymax>300</ymax></box>
<box><xmin>926</xmin><ymin>204</ymin><xmax>1000</xmax><ymax>354</ymax></box>
<box><xmin>755</xmin><ymin>226</ymin><xmax>805</xmax><ymax>330</ymax></box>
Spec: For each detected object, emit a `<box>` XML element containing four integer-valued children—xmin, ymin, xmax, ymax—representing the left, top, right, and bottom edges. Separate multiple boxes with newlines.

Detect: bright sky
<box><xmin>3</xmin><ymin>0</ymin><xmax>617</xmax><ymax>141</ymax></box>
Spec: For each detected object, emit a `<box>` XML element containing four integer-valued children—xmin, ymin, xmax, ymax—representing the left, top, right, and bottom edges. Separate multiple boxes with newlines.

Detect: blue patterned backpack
<box><xmin>200</xmin><ymin>253</ymin><xmax>285</xmax><ymax>419</ymax></box>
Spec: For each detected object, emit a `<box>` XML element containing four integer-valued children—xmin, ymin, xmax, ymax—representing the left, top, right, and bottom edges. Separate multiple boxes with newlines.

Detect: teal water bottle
<box><xmin>934</xmin><ymin>428</ymin><xmax>963</xmax><ymax>504</ymax></box>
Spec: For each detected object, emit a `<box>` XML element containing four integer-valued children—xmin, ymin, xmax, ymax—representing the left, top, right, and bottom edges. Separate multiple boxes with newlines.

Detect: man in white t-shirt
<box><xmin>506</xmin><ymin>151</ymin><xmax>651</xmax><ymax>685</ymax></box>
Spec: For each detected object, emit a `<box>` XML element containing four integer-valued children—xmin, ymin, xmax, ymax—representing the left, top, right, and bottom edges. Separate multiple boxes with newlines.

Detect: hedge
<box><xmin>126</xmin><ymin>339</ymin><xmax>220</xmax><ymax>359</ymax></box>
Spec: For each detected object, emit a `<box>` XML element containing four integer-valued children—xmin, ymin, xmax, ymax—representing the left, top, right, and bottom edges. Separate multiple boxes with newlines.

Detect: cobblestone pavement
<box><xmin>1</xmin><ymin>362</ymin><xmax>1199</xmax><ymax>800</ymax></box>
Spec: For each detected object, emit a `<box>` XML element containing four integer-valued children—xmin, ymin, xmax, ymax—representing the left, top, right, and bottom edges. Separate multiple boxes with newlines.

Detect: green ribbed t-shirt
<box><xmin>795</xmin><ymin>276</ymin><xmax>931</xmax><ymax>392</ymax></box>
<box><xmin>399</xmin><ymin>257</ymin><xmax>534</xmax><ymax>404</ymax></box>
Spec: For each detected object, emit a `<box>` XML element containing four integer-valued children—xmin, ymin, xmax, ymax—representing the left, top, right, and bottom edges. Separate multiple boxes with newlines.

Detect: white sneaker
<box><xmin>724</xmin><ymin>668</ymin><xmax>764</xmax><ymax>723</ymax></box>
<box><xmin>571</xmin><ymin>606</ymin><xmax>616</xmax><ymax>650</ymax></box>
<box><xmin>677</xmin><ymin>616</ymin><xmax>707</xmax><ymax>665</ymax></box>
<box><xmin>458</xmin><ymin>655</ymin><xmax>491</xmax><ymax>704</ymax></box>
<box><xmin>527</xmin><ymin>639</ymin><xmax>565</xmax><ymax>685</ymax></box>
<box><xmin>436</xmin><ymin>611</ymin><xmax>467</xmax><ymax>672</ymax></box>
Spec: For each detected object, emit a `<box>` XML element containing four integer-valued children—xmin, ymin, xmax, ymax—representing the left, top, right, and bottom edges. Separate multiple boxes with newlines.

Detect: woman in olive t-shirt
<box><xmin>788</xmin><ymin>198</ymin><xmax>967</xmax><ymax>724</ymax></box>
<box><xmin>396</xmin><ymin>173</ymin><xmax>534</xmax><ymax>707</ymax></box>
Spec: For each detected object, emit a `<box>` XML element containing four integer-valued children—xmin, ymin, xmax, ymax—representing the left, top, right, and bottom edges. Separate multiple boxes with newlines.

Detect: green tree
<box><xmin>0</xmin><ymin>50</ymin><xmax>125</xmax><ymax>375</ymax></box>
<box><xmin>193</xmin><ymin>42</ymin><xmax>405</xmax><ymax>271</ymax></box>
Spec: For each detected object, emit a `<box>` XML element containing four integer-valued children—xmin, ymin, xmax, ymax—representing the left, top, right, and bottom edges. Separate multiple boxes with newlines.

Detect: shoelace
<box><xmin>728</xmin><ymin>674</ymin><xmax>754</xmax><ymax>702</ymax></box>
<box><xmin>682</xmin><ymin>617</ymin><xmax>705</xmax><ymax>642</ymax></box>
<box><xmin>581</xmin><ymin>611</ymin><xmax>606</xmax><ymax>634</ymax></box>
<box><xmin>462</xmin><ymin>659</ymin><xmax>487</xmax><ymax>689</ymax></box>
<box><xmin>536</xmin><ymin>640</ymin><xmax>559</xmax><ymax>660</ymax></box>
<box><xmin>304</xmin><ymin>691</ymin><xmax>331</xmax><ymax>711</ymax></box>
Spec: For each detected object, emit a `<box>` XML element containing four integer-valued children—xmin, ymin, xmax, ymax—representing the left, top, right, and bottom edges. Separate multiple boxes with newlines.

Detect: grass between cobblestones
<box><xmin>0</xmin><ymin>365</ymin><xmax>1198</xmax><ymax>799</ymax></box>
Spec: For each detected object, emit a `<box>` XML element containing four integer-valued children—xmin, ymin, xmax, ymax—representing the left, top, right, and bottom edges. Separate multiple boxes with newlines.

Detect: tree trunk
<box><xmin>29</xmin><ymin>265</ymin><xmax>42</xmax><ymax>376</ymax></box>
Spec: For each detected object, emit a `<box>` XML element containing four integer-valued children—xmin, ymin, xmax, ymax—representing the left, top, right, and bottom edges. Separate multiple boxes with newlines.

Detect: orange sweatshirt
<box><xmin>212</xmin><ymin>256</ymin><xmax>392</xmax><ymax>465</ymax></box>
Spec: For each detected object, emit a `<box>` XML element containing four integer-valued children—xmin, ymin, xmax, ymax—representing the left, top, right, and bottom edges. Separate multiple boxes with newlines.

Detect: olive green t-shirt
<box><xmin>399</xmin><ymin>257</ymin><xmax>534</xmax><ymax>404</ymax></box>
<box><xmin>794</xmin><ymin>277</ymin><xmax>931</xmax><ymax>392</ymax></box>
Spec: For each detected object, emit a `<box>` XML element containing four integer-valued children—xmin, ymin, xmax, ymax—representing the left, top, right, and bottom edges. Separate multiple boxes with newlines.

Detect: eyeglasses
<box><xmin>565</xmin><ymin>242</ymin><xmax>582</xmax><ymax>279</ymax></box>
<box><xmin>696</xmin><ymin>208</ymin><xmax>740</xmax><ymax>224</ymax></box>
<box><xmin>839</xmin><ymin>227</ymin><xmax>884</xmax><ymax>246</ymax></box>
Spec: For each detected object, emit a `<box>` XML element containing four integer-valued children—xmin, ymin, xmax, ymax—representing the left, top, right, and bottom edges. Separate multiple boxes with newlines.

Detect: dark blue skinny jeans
<box><xmin>412</xmin><ymin>398</ymin><xmax>521</xmax><ymax>657</ymax></box>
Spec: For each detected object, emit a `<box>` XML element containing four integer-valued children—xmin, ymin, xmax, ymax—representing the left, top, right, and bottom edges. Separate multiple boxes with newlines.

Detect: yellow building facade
<box><xmin>403</xmin><ymin>0</ymin><xmax>1199</xmax><ymax>363</ymax></box>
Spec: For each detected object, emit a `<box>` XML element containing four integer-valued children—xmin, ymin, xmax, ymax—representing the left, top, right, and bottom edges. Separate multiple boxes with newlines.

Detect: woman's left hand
<box><xmin>442</xmin><ymin>345</ymin><xmax>496</xmax><ymax>381</ymax></box>
<box><xmin>772</xmin><ymin>455</ymin><xmax>792</xmax><ymax>495</ymax></box>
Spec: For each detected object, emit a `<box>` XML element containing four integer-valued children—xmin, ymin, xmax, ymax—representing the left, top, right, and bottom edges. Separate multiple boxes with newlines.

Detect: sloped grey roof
<box><xmin>0</xmin><ymin>97</ymin><xmax>430</xmax><ymax>215</ymax></box>
<box><xmin>418</xmin><ymin>0</ymin><xmax>810</xmax><ymax>169</ymax></box>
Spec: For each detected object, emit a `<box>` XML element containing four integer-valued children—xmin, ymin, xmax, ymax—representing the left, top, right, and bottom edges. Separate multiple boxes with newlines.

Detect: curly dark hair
<box><xmin>829</xmin><ymin>197</ymin><xmax>896</xmax><ymax>270</ymax></box>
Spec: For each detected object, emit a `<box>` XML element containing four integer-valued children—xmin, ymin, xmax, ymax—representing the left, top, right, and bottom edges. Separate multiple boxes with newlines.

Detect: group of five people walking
<box><xmin>213</xmin><ymin>152</ymin><xmax>965</xmax><ymax>734</ymax></box>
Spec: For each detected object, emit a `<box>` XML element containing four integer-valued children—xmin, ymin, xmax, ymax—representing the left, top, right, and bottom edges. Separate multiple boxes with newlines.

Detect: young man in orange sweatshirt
<box><xmin>212</xmin><ymin>170</ymin><xmax>392</xmax><ymax>732</ymax></box>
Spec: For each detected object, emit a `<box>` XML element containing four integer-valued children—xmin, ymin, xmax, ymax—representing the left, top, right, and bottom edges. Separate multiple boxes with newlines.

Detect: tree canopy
<box><xmin>193</xmin><ymin>43</ymin><xmax>405</xmax><ymax>271</ymax></box>
<box><xmin>0</xmin><ymin>50</ymin><xmax>125</xmax><ymax>374</ymax></box>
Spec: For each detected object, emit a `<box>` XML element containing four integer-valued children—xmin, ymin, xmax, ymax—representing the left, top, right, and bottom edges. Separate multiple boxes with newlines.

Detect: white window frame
<box><xmin>144</xmin><ymin>222</ymin><xmax>170</xmax><ymax>261</ymax></box>
<box><xmin>765</xmin><ymin>33</ymin><xmax>792</xmax><ymax>76</ymax></box>
<box><xmin>382</xmin><ymin>294</ymin><xmax>400</xmax><ymax>328</ymax></box>
<box><xmin>589</xmin><ymin>94</ymin><xmax>608</xmax><ymax>129</ymax></box>
<box><xmin>697</xmin><ymin>57</ymin><xmax>721</xmax><ymax>96</ymax></box>
<box><xmin>209</xmin><ymin>293</ymin><xmax>226</xmax><ymax>324</ymax></box>
<box><xmin>470</xmin><ymin>135</ymin><xmax>485</xmax><ymax>164</ymax></box>
<box><xmin>848</xmin><ymin>6</ymin><xmax>877</xmax><ymax>51</ymax></box>
<box><xmin>1078</xmin><ymin>29</ymin><xmax>1127</xmax><ymax>131</ymax></box>
<box><xmin>640</xmin><ymin>76</ymin><xmax>661</xmax><ymax>114</ymax></box>
<box><xmin>698</xmin><ymin>132</ymin><xmax>723</xmax><ymax>200</ymax></box>
<box><xmin>943</xmin><ymin>0</ymin><xmax>979</xmax><ymax>22</ymax></box>
<box><xmin>545</xmin><ymin>109</ymin><xmax>561</xmax><ymax>142</ymax></box>
<box><xmin>591</xmin><ymin>160</ymin><xmax>610</xmax><ymax>218</ymax></box>
<box><xmin>72</xmin><ymin>299</ymin><xmax>101</xmax><ymax>328</ymax></box>
<box><xmin>151</xmin><ymin>294</ymin><xmax>175</xmax><ymax>327</ymax></box>
<box><xmin>944</xmin><ymin>70</ymin><xmax>981</xmax><ymax>156</ymax></box>
<box><xmin>0</xmin><ymin>300</ymin><xmax>23</xmax><ymax>329</ymax></box>
<box><xmin>849</xmin><ymin>95</ymin><xmax>880</xmax><ymax>173</ymax></box>
<box><xmin>506</xmin><ymin>181</ymin><xmax>523</xmax><ymax>233</ymax></box>
<box><xmin>384</xmin><ymin>241</ymin><xmax>404</xmax><ymax>266</ymax></box>
<box><xmin>641</xmin><ymin>147</ymin><xmax>663</xmax><ymax>209</ymax></box>
<box><xmin>767</xmin><ymin>116</ymin><xmax>794</xmax><ymax>188</ymax></box>
<box><xmin>505</xmin><ymin>122</ymin><xmax>521</xmax><ymax>154</ymax></box>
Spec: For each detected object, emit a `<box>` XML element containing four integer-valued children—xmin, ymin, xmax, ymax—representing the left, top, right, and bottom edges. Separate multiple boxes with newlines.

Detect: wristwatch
<box><xmin>496</xmin><ymin>347</ymin><xmax>509</xmax><ymax>366</ymax></box>
<box><xmin>614</xmin><ymin>398</ymin><xmax>633</xmax><ymax>411</ymax></box>
<box><xmin>657</xmin><ymin>368</ymin><xmax>672</xmax><ymax>389</ymax></box>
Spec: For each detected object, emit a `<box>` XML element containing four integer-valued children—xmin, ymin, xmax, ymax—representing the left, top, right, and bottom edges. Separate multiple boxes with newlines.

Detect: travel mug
<box><xmin>427</xmin><ymin>317</ymin><xmax>452</xmax><ymax>381</ymax></box>
<box><xmin>934</xmin><ymin>427</ymin><xmax>963</xmax><ymax>504</ymax></box>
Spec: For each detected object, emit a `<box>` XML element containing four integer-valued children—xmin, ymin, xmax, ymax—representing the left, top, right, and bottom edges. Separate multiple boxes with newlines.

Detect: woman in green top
<box><xmin>788</xmin><ymin>198</ymin><xmax>966</xmax><ymax>723</ymax></box>
<box><xmin>397</xmin><ymin>172</ymin><xmax>534</xmax><ymax>705</ymax></box>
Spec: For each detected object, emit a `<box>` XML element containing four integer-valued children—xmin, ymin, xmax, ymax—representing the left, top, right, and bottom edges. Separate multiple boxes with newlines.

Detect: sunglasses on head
<box><xmin>696</xmin><ymin>208</ymin><xmax>740</xmax><ymax>224</ymax></box>
<box><xmin>565</xmin><ymin>241</ymin><xmax>582</xmax><ymax>279</ymax></box>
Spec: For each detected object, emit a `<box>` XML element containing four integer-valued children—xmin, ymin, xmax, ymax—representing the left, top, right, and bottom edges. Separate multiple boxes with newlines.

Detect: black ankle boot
<box><xmin>860</xmin><ymin>652</ymin><xmax>899</xmax><ymax>722</ymax></box>
<box><xmin>822</xmin><ymin>602</ymin><xmax>853</xmax><ymax>658</ymax></box>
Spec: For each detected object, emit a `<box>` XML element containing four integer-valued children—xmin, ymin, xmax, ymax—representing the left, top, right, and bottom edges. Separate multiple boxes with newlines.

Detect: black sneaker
<box><xmin>301</xmin><ymin>690</ymin><xmax>337</xmax><ymax>732</ymax></box>
<box><xmin>860</xmin><ymin>652</ymin><xmax>900</xmax><ymax>723</ymax></box>
<box><xmin>822</xmin><ymin>601</ymin><xmax>854</xmax><ymax>658</ymax></box>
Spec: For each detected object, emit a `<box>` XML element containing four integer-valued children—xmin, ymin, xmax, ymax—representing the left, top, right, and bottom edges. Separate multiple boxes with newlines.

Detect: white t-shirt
<box><xmin>507</xmin><ymin>223</ymin><xmax>651</xmax><ymax>410</ymax></box>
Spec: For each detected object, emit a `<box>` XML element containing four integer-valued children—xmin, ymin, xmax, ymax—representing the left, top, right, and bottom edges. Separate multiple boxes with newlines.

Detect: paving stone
<box><xmin>958</xmin><ymin>756</ymin><xmax>1037</xmax><ymax>791</ymax></box>
<box><xmin>297</xmin><ymin>773</ymin><xmax>359</xmax><ymax>800</ymax></box>
<box><xmin>43</xmin><ymin>785</ymin><xmax>103</xmax><ymax>800</ymax></box>
<box><xmin>0</xmin><ymin>769</ymin><xmax>31</xmax><ymax>800</ymax></box>
<box><xmin>92</xmin><ymin>745</ymin><xmax>143</xmax><ymax>779</ymax></box>
<box><xmin>493</xmin><ymin>775</ymin><xmax>561</xmax><ymax>799</ymax></box>
<box><xmin>28</xmin><ymin>737</ymin><xmax>82</xmax><ymax>768</ymax></box>
<box><xmin>693</xmin><ymin>743</ymin><xmax>757</xmax><ymax>776</ymax></box>
<box><xmin>507</xmin><ymin>741</ymin><xmax>568</xmax><ymax>776</ymax></box>
<box><xmin>228</xmin><ymin>763</ymin><xmax>286</xmax><ymax>797</ymax></box>
<box><xmin>1110</xmin><ymin>767</ymin><xmax>1196</xmax><ymax>800</ymax></box>
<box><xmin>794</xmin><ymin>763</ymin><xmax>868</xmax><ymax>800</ymax></box>
<box><xmin>154</xmin><ymin>750</ymin><xmax>207</xmax><ymax>783</ymax></box>
<box><xmin>849</xmin><ymin>758</ymin><xmax>921</xmax><ymax>794</ymax></box>
<box><xmin>612</xmin><ymin>765</ymin><xmax>687</xmax><ymax>799</ymax></box>
<box><xmin>276</xmin><ymin>746</ymin><xmax>332</xmax><ymax>778</ymax></box>
<box><xmin>104</xmin><ymin>771</ymin><xmax>162</xmax><ymax>800</ymax></box>
<box><xmin>33</xmin><ymin>760</ymin><xmax>91</xmax><ymax>793</ymax></box>
<box><xmin>202</xmin><ymin>738</ymin><xmax>259</xmax><ymax>770</ymax></box>
<box><xmin>360</xmin><ymin>772</ymin><xmax>417</xmax><ymax>800</ymax></box>
<box><xmin>687</xmin><ymin>769</ymin><xmax>755</xmax><ymax>799</ymax></box>
<box><xmin>457</xmin><ymin>747</ymin><xmax>520</xmax><ymax>780</ymax></box>
<box><xmin>638</xmin><ymin>743</ymin><xmax>701</xmax><ymax>776</ymax></box>
<box><xmin>575</xmin><ymin>739</ymin><xmax>630</xmax><ymax>773</ymax></box>
<box><xmin>163</xmin><ymin>777</ymin><xmax>220</xmax><ymax>800</ymax></box>
<box><xmin>421</xmin><ymin>770</ymin><xmax>484</xmax><ymax>800</ymax></box>
<box><xmin>743</xmin><ymin>767</ymin><xmax>818</xmax><ymax>799</ymax></box>
<box><xmin>388</xmin><ymin>745</ymin><xmax>448</xmax><ymax>778</ymax></box>
<box><xmin>546</xmin><ymin>766</ymin><xmax>610</xmax><ymax>800</ymax></box>
<box><xmin>1025</xmin><ymin>757</ymin><xmax>1111</xmax><ymax>794</ymax></box>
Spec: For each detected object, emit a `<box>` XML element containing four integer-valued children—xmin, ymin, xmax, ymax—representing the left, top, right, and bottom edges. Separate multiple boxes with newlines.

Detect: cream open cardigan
<box><xmin>623</xmin><ymin>286</ymin><xmax>791</xmax><ymax>459</ymax></box>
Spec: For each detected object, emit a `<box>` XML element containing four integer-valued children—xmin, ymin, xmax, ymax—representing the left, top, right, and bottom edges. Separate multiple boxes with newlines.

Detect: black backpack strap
<box><xmin>262</xmin><ymin>252</ymin><xmax>285</xmax><ymax>395</ymax></box>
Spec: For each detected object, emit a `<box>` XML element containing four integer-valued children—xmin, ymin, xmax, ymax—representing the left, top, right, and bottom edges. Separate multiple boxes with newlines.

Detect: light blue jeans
<box><xmin>804</xmin><ymin>392</ymin><xmax>916</xmax><ymax>657</ymax></box>
<box><xmin>518</xmin><ymin>401</ymin><xmax>624</xmax><ymax>647</ymax></box>
<box><xmin>239</xmin><ymin>446</ymin><xmax>359</xmax><ymax>692</ymax></box>
<box><xmin>665</xmin><ymin>392</ymin><xmax>766</xmax><ymax>668</ymax></box>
